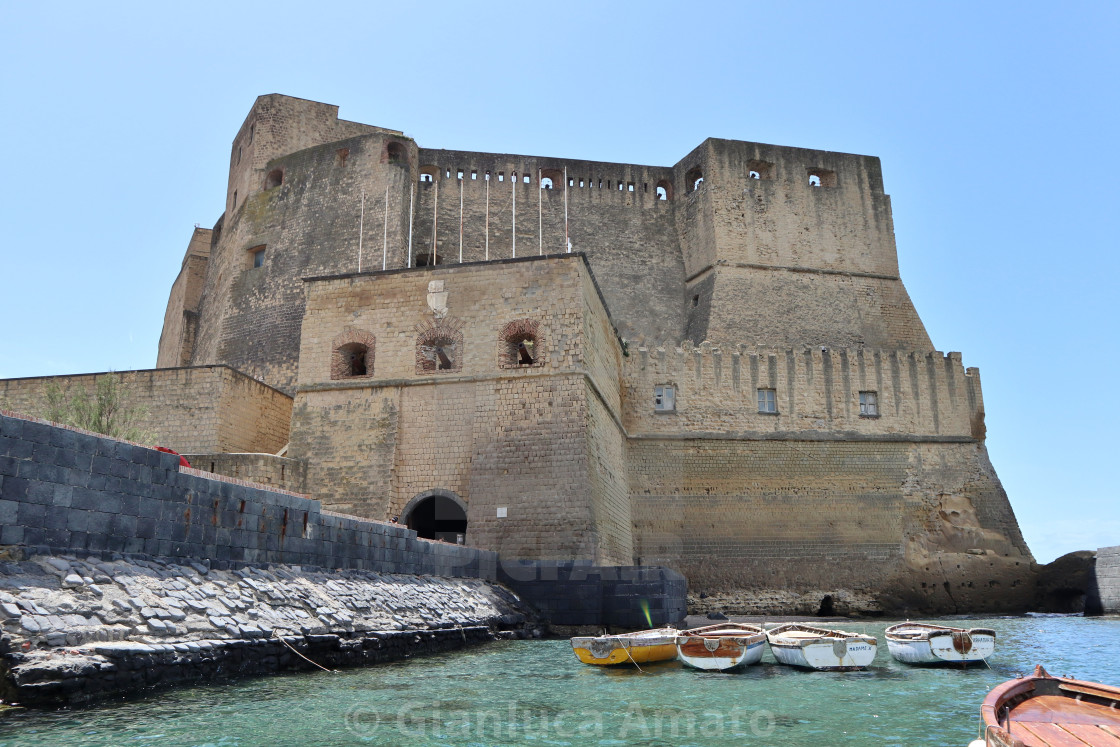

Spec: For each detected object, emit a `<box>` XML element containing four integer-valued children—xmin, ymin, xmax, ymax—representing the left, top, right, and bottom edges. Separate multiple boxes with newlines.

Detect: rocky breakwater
<box><xmin>0</xmin><ymin>554</ymin><xmax>538</xmax><ymax>707</ymax></box>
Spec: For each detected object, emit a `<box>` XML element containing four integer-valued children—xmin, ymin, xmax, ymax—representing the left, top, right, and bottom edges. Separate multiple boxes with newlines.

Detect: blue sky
<box><xmin>1</xmin><ymin>1</ymin><xmax>1116</xmax><ymax>564</ymax></box>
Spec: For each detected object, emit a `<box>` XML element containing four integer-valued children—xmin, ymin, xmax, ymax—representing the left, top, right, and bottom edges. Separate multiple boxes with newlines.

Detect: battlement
<box><xmin>622</xmin><ymin>342</ymin><xmax>984</xmax><ymax>441</ymax></box>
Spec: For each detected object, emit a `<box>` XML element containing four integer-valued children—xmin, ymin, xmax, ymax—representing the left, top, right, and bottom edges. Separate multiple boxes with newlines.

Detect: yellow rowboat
<box><xmin>570</xmin><ymin>628</ymin><xmax>679</xmax><ymax>666</ymax></box>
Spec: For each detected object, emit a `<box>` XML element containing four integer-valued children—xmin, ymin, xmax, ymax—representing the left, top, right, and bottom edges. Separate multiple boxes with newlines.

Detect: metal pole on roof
<box><xmin>538</xmin><ymin>168</ymin><xmax>543</xmax><ymax>256</ymax></box>
<box><xmin>407</xmin><ymin>182</ymin><xmax>414</xmax><ymax>268</ymax></box>
<box><xmin>485</xmin><ymin>172</ymin><xmax>490</xmax><ymax>261</ymax></box>
<box><xmin>511</xmin><ymin>171</ymin><xmax>516</xmax><ymax>258</ymax></box>
<box><xmin>358</xmin><ymin>189</ymin><xmax>365</xmax><ymax>273</ymax></box>
<box><xmin>432</xmin><ymin>177</ymin><xmax>439</xmax><ymax>265</ymax></box>
<box><xmin>382</xmin><ymin>185</ymin><xmax>389</xmax><ymax>271</ymax></box>
<box><xmin>459</xmin><ymin>173</ymin><xmax>464</xmax><ymax>263</ymax></box>
<box><xmin>564</xmin><ymin>166</ymin><xmax>569</xmax><ymax>252</ymax></box>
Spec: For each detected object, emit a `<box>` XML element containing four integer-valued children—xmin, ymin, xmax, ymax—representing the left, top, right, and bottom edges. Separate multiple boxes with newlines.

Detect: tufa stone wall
<box><xmin>181</xmin><ymin>453</ymin><xmax>306</xmax><ymax>494</ymax></box>
<box><xmin>156</xmin><ymin>226</ymin><xmax>212</xmax><ymax>369</ymax></box>
<box><xmin>628</xmin><ymin>438</ymin><xmax>1033</xmax><ymax>613</ymax></box>
<box><xmin>623</xmin><ymin>344</ymin><xmax>985</xmax><ymax>439</ymax></box>
<box><xmin>172</xmin><ymin>95</ymin><xmax>928</xmax><ymax>396</ymax></box>
<box><xmin>0</xmin><ymin>366</ymin><xmax>291</xmax><ymax>455</ymax></box>
<box><xmin>290</xmin><ymin>256</ymin><xmax>634</xmax><ymax>566</ymax></box>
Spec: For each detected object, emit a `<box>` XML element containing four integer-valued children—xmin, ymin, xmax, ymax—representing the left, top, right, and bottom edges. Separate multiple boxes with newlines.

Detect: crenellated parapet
<box><xmin>622</xmin><ymin>340</ymin><xmax>985</xmax><ymax>440</ymax></box>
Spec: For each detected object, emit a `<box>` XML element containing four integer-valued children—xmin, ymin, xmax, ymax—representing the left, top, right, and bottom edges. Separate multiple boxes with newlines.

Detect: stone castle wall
<box><xmin>0</xmin><ymin>366</ymin><xmax>291</xmax><ymax>455</ymax></box>
<box><xmin>128</xmin><ymin>94</ymin><xmax>1037</xmax><ymax>614</ymax></box>
<box><xmin>629</xmin><ymin>438</ymin><xmax>1033</xmax><ymax>613</ymax></box>
<box><xmin>289</xmin><ymin>256</ymin><xmax>634</xmax><ymax>566</ymax></box>
<box><xmin>622</xmin><ymin>344</ymin><xmax>985</xmax><ymax>439</ymax></box>
<box><xmin>156</xmin><ymin>227</ymin><xmax>211</xmax><ymax>368</ymax></box>
<box><xmin>163</xmin><ymin>95</ymin><xmax>931</xmax><ymax>396</ymax></box>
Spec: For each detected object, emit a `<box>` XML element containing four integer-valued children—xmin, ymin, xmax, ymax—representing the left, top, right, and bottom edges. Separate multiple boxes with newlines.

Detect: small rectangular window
<box><xmin>579</xmin><ymin>179</ymin><xmax>585</xmax><ymax>188</ymax></box>
<box><xmin>249</xmin><ymin>245</ymin><xmax>266</xmax><ymax>269</ymax></box>
<box><xmin>457</xmin><ymin>169</ymin><xmax>464</xmax><ymax>180</ymax></box>
<box><xmin>627</xmin><ymin>182</ymin><xmax>635</xmax><ymax>192</ymax></box>
<box><xmin>757</xmin><ymin>388</ymin><xmax>777</xmax><ymax>414</ymax></box>
<box><xmin>523</xmin><ymin>174</ymin><xmax>531</xmax><ymax>184</ymax></box>
<box><xmin>471</xmin><ymin>170</ymin><xmax>477</xmax><ymax>180</ymax></box>
<box><xmin>654</xmin><ymin>385</ymin><xmax>676</xmax><ymax>412</ymax></box>
<box><xmin>859</xmin><ymin>391</ymin><xmax>879</xmax><ymax>417</ymax></box>
<box><xmin>498</xmin><ymin>172</ymin><xmax>504</xmax><ymax>182</ymax></box>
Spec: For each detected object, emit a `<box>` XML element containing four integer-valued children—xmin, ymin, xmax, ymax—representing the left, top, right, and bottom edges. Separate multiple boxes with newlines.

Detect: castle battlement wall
<box><xmin>623</xmin><ymin>343</ymin><xmax>984</xmax><ymax>440</ymax></box>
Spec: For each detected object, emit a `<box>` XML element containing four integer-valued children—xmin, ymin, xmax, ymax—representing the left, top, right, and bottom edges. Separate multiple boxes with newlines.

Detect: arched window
<box><xmin>808</xmin><ymin>168</ymin><xmax>837</xmax><ymax>188</ymax></box>
<box><xmin>499</xmin><ymin>319</ymin><xmax>543</xmax><ymax>368</ymax></box>
<box><xmin>330</xmin><ymin>329</ymin><xmax>376</xmax><ymax>380</ymax></box>
<box><xmin>540</xmin><ymin>168</ymin><xmax>563</xmax><ymax>191</ymax></box>
<box><xmin>656</xmin><ymin>179</ymin><xmax>673</xmax><ymax>201</ymax></box>
<box><xmin>402</xmin><ymin>491</ymin><xmax>467</xmax><ymax>543</ymax></box>
<box><xmin>265</xmin><ymin>169</ymin><xmax>284</xmax><ymax>189</ymax></box>
<box><xmin>685</xmin><ymin>167</ymin><xmax>704</xmax><ymax>192</ymax></box>
<box><xmin>747</xmin><ymin>159</ymin><xmax>774</xmax><ymax>180</ymax></box>
<box><xmin>415</xmin><ymin>317</ymin><xmax>464</xmax><ymax>374</ymax></box>
<box><xmin>385</xmin><ymin>141</ymin><xmax>406</xmax><ymax>165</ymax></box>
<box><xmin>419</xmin><ymin>165</ymin><xmax>439</xmax><ymax>184</ymax></box>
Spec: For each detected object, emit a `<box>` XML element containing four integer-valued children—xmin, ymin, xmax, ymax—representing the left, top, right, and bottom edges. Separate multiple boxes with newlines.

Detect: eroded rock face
<box><xmin>0</xmin><ymin>554</ymin><xmax>538</xmax><ymax>706</ymax></box>
<box><xmin>1035</xmin><ymin>551</ymin><xmax>1097</xmax><ymax>613</ymax></box>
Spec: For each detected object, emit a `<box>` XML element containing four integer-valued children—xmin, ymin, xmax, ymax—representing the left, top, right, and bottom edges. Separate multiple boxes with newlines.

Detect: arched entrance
<box><xmin>403</xmin><ymin>491</ymin><xmax>467</xmax><ymax>544</ymax></box>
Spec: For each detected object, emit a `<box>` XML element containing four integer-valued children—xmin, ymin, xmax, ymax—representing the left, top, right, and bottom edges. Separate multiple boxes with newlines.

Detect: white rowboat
<box><xmin>766</xmin><ymin>623</ymin><xmax>877</xmax><ymax>671</ymax></box>
<box><xmin>676</xmin><ymin>623</ymin><xmax>766</xmax><ymax>671</ymax></box>
<box><xmin>885</xmin><ymin>622</ymin><xmax>995</xmax><ymax>665</ymax></box>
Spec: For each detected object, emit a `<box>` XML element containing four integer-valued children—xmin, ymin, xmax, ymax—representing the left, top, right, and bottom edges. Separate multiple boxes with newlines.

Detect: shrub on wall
<box><xmin>42</xmin><ymin>373</ymin><xmax>153</xmax><ymax>443</ymax></box>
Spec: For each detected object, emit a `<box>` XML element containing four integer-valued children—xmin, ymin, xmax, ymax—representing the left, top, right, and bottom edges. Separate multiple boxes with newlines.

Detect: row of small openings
<box><xmin>652</xmin><ymin>386</ymin><xmax>877</xmax><ymax>415</ymax></box>
<box><xmin>684</xmin><ymin>162</ymin><xmax>836</xmax><ymax>191</ymax></box>
<box><xmin>418</xmin><ymin>166</ymin><xmax>676</xmax><ymax>201</ymax></box>
<box><xmin>335</xmin><ymin>323</ymin><xmax>541</xmax><ymax>378</ymax></box>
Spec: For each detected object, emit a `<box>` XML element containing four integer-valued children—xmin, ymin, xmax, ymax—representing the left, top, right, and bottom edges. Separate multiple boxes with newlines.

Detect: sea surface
<box><xmin>1</xmin><ymin>615</ymin><xmax>1118</xmax><ymax>746</ymax></box>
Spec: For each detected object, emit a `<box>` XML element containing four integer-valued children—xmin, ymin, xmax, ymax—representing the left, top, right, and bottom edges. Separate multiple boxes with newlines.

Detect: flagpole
<box><xmin>358</xmin><ymin>189</ymin><xmax>365</xmax><ymax>272</ymax></box>
<box><xmin>407</xmin><ymin>182</ymin><xmax>414</xmax><ymax>268</ymax></box>
<box><xmin>382</xmin><ymin>185</ymin><xmax>388</xmax><ymax>271</ymax></box>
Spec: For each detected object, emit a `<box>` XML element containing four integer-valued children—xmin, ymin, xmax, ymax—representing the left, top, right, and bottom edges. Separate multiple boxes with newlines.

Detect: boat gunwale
<box><xmin>981</xmin><ymin>665</ymin><xmax>1120</xmax><ymax>746</ymax></box>
<box><xmin>678</xmin><ymin>622</ymin><xmax>765</xmax><ymax>645</ymax></box>
<box><xmin>884</xmin><ymin>622</ymin><xmax>996</xmax><ymax>642</ymax></box>
<box><xmin>570</xmin><ymin>627</ymin><xmax>679</xmax><ymax>650</ymax></box>
<box><xmin>765</xmin><ymin>623</ymin><xmax>876</xmax><ymax>648</ymax></box>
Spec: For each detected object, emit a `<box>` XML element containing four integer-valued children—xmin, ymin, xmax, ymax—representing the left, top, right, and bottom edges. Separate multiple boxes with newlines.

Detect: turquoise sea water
<box><xmin>2</xmin><ymin>615</ymin><xmax>1119</xmax><ymax>747</ymax></box>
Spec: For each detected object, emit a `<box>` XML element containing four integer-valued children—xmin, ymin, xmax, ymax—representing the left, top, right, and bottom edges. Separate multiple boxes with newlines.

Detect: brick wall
<box><xmin>0</xmin><ymin>412</ymin><xmax>494</xmax><ymax>579</ymax></box>
<box><xmin>0</xmin><ymin>366</ymin><xmax>290</xmax><ymax>456</ymax></box>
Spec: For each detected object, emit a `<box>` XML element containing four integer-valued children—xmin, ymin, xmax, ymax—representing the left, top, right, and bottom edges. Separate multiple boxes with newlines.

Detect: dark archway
<box><xmin>404</xmin><ymin>493</ymin><xmax>467</xmax><ymax>543</ymax></box>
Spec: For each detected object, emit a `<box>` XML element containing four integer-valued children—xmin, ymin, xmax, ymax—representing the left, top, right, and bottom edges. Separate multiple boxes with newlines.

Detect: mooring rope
<box><xmin>622</xmin><ymin>641</ymin><xmax>647</xmax><ymax>674</ymax></box>
<box><xmin>273</xmin><ymin>631</ymin><xmax>336</xmax><ymax>673</ymax></box>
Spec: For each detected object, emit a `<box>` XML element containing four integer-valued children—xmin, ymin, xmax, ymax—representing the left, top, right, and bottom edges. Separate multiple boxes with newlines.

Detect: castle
<box><xmin>0</xmin><ymin>94</ymin><xmax>1036</xmax><ymax>614</ymax></box>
